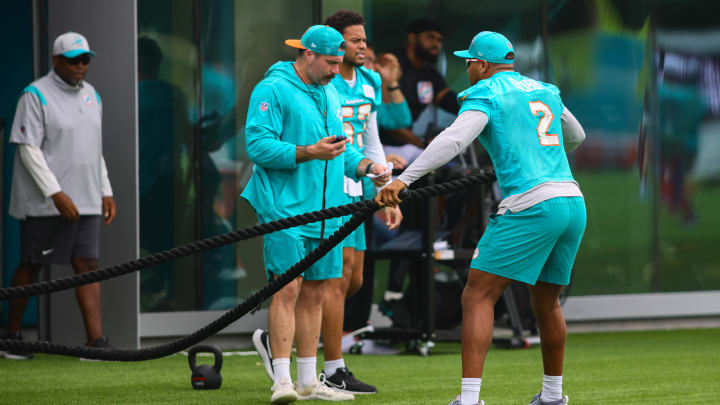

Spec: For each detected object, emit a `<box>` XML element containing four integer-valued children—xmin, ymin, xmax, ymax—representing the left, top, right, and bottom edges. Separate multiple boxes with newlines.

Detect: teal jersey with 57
<box><xmin>331</xmin><ymin>66</ymin><xmax>382</xmax><ymax>154</ymax></box>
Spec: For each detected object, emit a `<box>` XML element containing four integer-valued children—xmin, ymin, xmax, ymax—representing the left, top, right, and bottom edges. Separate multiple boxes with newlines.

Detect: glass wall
<box><xmin>651</xmin><ymin>1</ymin><xmax>720</xmax><ymax>292</ymax></box>
<box><xmin>136</xmin><ymin>0</ymin><xmax>720</xmax><ymax>313</ymax></box>
<box><xmin>137</xmin><ymin>0</ymin><xmax>317</xmax><ymax>312</ymax></box>
<box><xmin>368</xmin><ymin>0</ymin><xmax>719</xmax><ymax>297</ymax></box>
<box><xmin>545</xmin><ymin>0</ymin><xmax>654</xmax><ymax>295</ymax></box>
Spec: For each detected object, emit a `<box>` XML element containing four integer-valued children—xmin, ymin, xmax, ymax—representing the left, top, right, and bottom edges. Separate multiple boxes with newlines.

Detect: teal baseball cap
<box><xmin>285</xmin><ymin>25</ymin><xmax>346</xmax><ymax>56</ymax></box>
<box><xmin>453</xmin><ymin>31</ymin><xmax>514</xmax><ymax>64</ymax></box>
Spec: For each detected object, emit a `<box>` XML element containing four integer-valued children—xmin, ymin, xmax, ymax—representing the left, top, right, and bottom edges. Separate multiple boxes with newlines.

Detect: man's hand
<box><xmin>386</xmin><ymin>154</ymin><xmax>407</xmax><ymax>170</ymax></box>
<box><xmin>102</xmin><ymin>196</ymin><xmax>117</xmax><ymax>224</ymax></box>
<box><xmin>51</xmin><ymin>191</ymin><xmax>80</xmax><ymax>221</ymax></box>
<box><xmin>375</xmin><ymin>179</ymin><xmax>407</xmax><ymax>207</ymax></box>
<box><xmin>376</xmin><ymin>53</ymin><xmax>401</xmax><ymax>83</ymax></box>
<box><xmin>384</xmin><ymin>206</ymin><xmax>403</xmax><ymax>230</ymax></box>
<box><xmin>298</xmin><ymin>135</ymin><xmax>349</xmax><ymax>162</ymax></box>
<box><xmin>368</xmin><ymin>163</ymin><xmax>391</xmax><ymax>187</ymax></box>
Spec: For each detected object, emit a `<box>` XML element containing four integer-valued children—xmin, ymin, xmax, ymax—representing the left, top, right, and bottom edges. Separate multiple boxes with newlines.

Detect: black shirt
<box><xmin>379</xmin><ymin>49</ymin><xmax>459</xmax><ymax>146</ymax></box>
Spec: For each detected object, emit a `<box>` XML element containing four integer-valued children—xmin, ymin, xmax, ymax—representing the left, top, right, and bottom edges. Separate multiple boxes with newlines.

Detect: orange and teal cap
<box><xmin>285</xmin><ymin>25</ymin><xmax>346</xmax><ymax>56</ymax></box>
<box><xmin>454</xmin><ymin>31</ymin><xmax>514</xmax><ymax>64</ymax></box>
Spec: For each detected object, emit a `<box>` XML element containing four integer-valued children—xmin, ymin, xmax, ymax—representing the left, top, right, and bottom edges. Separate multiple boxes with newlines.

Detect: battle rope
<box><xmin>0</xmin><ymin>171</ymin><xmax>496</xmax><ymax>360</ymax></box>
<box><xmin>0</xmin><ymin>171</ymin><xmax>496</xmax><ymax>300</ymax></box>
<box><xmin>0</xmin><ymin>211</ymin><xmax>372</xmax><ymax>361</ymax></box>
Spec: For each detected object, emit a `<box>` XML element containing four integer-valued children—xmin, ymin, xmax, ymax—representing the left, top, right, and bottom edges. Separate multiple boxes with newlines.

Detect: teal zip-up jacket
<box><xmin>241</xmin><ymin>61</ymin><xmax>365</xmax><ymax>239</ymax></box>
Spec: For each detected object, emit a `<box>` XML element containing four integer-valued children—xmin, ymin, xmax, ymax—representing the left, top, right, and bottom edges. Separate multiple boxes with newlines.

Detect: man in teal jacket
<box><xmin>242</xmin><ymin>25</ymin><xmax>388</xmax><ymax>404</ymax></box>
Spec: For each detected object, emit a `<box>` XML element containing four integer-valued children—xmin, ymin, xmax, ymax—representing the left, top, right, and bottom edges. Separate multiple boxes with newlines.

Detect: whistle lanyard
<box><xmin>294</xmin><ymin>63</ymin><xmax>331</xmax><ymax>239</ymax></box>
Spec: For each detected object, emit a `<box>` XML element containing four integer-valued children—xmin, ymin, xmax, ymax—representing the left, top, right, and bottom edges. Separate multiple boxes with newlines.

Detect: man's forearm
<box><xmin>382</xmin><ymin>81</ymin><xmax>404</xmax><ymax>104</ymax></box>
<box><xmin>296</xmin><ymin>145</ymin><xmax>315</xmax><ymax>163</ymax></box>
<box><xmin>355</xmin><ymin>158</ymin><xmax>372</xmax><ymax>178</ymax></box>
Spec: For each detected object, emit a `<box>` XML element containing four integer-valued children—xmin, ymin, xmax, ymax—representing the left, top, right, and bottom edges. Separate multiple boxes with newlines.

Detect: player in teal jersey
<box><xmin>320</xmin><ymin>10</ymin><xmax>403</xmax><ymax>395</ymax></box>
<box><xmin>377</xmin><ymin>32</ymin><xmax>587</xmax><ymax>405</ymax></box>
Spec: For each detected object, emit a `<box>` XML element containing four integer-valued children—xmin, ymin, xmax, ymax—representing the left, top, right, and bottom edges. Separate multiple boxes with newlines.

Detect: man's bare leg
<box><xmin>71</xmin><ymin>258</ymin><xmax>103</xmax><ymax>345</ymax></box>
<box><xmin>269</xmin><ymin>277</ymin><xmax>302</xmax><ymax>360</ymax></box>
<box><xmin>295</xmin><ymin>279</ymin><xmax>326</xmax><ymax>387</ymax></box>
<box><xmin>529</xmin><ymin>281</ymin><xmax>567</xmax><ymax>402</ymax></box>
<box><xmin>6</xmin><ymin>262</ymin><xmax>44</xmax><ymax>333</ymax></box>
<box><xmin>529</xmin><ymin>281</ymin><xmax>566</xmax><ymax>375</ymax></box>
<box><xmin>347</xmin><ymin>250</ymin><xmax>364</xmax><ymax>297</ymax></box>
<box><xmin>461</xmin><ymin>269</ymin><xmax>513</xmax><ymax>378</ymax></box>
<box><xmin>321</xmin><ymin>248</ymin><xmax>353</xmax><ymax>363</ymax></box>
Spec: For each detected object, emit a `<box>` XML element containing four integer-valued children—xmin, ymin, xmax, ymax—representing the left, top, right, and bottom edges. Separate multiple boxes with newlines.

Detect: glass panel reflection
<box><xmin>138</xmin><ymin>0</ymin><xmax>198</xmax><ymax>311</ymax></box>
<box><xmin>138</xmin><ymin>0</ymin><xmax>316</xmax><ymax>311</ymax></box>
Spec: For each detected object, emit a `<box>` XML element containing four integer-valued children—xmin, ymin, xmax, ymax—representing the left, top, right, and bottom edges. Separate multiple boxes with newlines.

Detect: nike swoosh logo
<box><xmin>326</xmin><ymin>380</ymin><xmax>346</xmax><ymax>391</ymax></box>
<box><xmin>42</xmin><ymin>249</ymin><xmax>54</xmax><ymax>256</ymax></box>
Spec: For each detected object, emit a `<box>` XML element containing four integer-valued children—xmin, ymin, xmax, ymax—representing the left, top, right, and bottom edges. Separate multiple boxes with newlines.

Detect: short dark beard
<box><xmin>415</xmin><ymin>42</ymin><xmax>438</xmax><ymax>63</ymax></box>
<box><xmin>349</xmin><ymin>59</ymin><xmax>364</xmax><ymax>68</ymax></box>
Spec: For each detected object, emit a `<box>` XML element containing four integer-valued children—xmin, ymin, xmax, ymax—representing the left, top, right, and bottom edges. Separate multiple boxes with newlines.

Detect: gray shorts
<box><xmin>20</xmin><ymin>215</ymin><xmax>101</xmax><ymax>265</ymax></box>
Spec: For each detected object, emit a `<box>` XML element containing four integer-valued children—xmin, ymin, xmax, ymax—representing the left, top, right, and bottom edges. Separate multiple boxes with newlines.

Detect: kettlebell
<box><xmin>188</xmin><ymin>345</ymin><xmax>223</xmax><ymax>390</ymax></box>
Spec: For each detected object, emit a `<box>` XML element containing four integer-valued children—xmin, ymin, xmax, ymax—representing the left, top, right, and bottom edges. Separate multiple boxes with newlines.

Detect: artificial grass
<box><xmin>1</xmin><ymin>328</ymin><xmax>719</xmax><ymax>404</ymax></box>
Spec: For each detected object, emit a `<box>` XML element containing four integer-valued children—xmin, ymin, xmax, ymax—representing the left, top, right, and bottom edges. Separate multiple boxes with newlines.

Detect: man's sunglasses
<box><xmin>465</xmin><ymin>58</ymin><xmax>482</xmax><ymax>68</ymax></box>
<box><xmin>63</xmin><ymin>54</ymin><xmax>92</xmax><ymax>66</ymax></box>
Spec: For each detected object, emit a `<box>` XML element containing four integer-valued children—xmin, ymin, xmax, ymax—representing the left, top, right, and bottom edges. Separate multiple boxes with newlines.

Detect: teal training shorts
<box><xmin>470</xmin><ymin>197</ymin><xmax>586</xmax><ymax>286</ymax></box>
<box><xmin>340</xmin><ymin>195</ymin><xmax>367</xmax><ymax>251</ymax></box>
<box><xmin>263</xmin><ymin>228</ymin><xmax>343</xmax><ymax>281</ymax></box>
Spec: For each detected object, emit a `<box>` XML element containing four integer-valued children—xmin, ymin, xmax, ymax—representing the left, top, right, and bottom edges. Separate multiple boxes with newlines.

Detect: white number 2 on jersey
<box><xmin>528</xmin><ymin>101</ymin><xmax>560</xmax><ymax>146</ymax></box>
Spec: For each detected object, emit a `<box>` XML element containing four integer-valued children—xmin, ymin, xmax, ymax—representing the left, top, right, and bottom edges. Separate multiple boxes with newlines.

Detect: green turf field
<box><xmin>2</xmin><ymin>328</ymin><xmax>719</xmax><ymax>404</ymax></box>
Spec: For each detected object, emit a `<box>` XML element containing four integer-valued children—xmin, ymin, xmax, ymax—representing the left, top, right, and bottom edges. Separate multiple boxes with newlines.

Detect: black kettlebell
<box><xmin>189</xmin><ymin>345</ymin><xmax>223</xmax><ymax>390</ymax></box>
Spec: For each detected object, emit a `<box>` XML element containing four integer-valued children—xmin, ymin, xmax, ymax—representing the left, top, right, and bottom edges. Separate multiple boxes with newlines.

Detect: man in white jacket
<box><xmin>1</xmin><ymin>32</ymin><xmax>116</xmax><ymax>360</ymax></box>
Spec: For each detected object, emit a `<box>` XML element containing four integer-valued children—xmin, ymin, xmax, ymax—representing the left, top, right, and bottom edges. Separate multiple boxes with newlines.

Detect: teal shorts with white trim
<box><xmin>470</xmin><ymin>197</ymin><xmax>586</xmax><ymax>286</ymax></box>
<box><xmin>340</xmin><ymin>195</ymin><xmax>367</xmax><ymax>251</ymax></box>
<box><xmin>262</xmin><ymin>228</ymin><xmax>343</xmax><ymax>281</ymax></box>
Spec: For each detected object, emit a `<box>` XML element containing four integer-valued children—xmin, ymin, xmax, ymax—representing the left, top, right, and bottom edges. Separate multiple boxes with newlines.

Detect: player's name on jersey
<box><xmin>343</xmin><ymin>98</ymin><xmax>367</xmax><ymax>104</ymax></box>
<box><xmin>508</xmin><ymin>78</ymin><xmax>544</xmax><ymax>93</ymax></box>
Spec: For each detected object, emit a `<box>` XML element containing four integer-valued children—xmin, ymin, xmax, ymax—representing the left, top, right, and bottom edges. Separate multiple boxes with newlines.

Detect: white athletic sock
<box><xmin>461</xmin><ymin>377</ymin><xmax>482</xmax><ymax>405</ymax></box>
<box><xmin>541</xmin><ymin>375</ymin><xmax>563</xmax><ymax>402</ymax></box>
<box><xmin>296</xmin><ymin>356</ymin><xmax>317</xmax><ymax>388</ymax></box>
<box><xmin>324</xmin><ymin>358</ymin><xmax>345</xmax><ymax>377</ymax></box>
<box><xmin>384</xmin><ymin>291</ymin><xmax>403</xmax><ymax>301</ymax></box>
<box><xmin>272</xmin><ymin>358</ymin><xmax>291</xmax><ymax>384</ymax></box>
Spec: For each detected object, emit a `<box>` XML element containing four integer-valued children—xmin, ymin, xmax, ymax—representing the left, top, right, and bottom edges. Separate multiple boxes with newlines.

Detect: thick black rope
<box><xmin>0</xmin><ymin>171</ymin><xmax>496</xmax><ymax>360</ymax></box>
<box><xmin>0</xmin><ymin>171</ymin><xmax>495</xmax><ymax>300</ymax></box>
<box><xmin>0</xmin><ymin>209</ymin><xmax>372</xmax><ymax>361</ymax></box>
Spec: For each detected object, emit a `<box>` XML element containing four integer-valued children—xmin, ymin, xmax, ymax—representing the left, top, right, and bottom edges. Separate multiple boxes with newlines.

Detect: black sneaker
<box><xmin>324</xmin><ymin>367</ymin><xmax>377</xmax><ymax>394</ymax></box>
<box><xmin>89</xmin><ymin>336</ymin><xmax>115</xmax><ymax>349</ymax></box>
<box><xmin>80</xmin><ymin>336</ymin><xmax>115</xmax><ymax>361</ymax></box>
<box><xmin>252</xmin><ymin>329</ymin><xmax>273</xmax><ymax>382</ymax></box>
<box><xmin>0</xmin><ymin>331</ymin><xmax>34</xmax><ymax>360</ymax></box>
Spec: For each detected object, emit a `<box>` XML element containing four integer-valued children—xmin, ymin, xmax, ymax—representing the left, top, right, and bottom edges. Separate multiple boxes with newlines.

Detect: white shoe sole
<box><xmin>297</xmin><ymin>391</ymin><xmax>355</xmax><ymax>401</ymax></box>
<box><xmin>297</xmin><ymin>395</ymin><xmax>354</xmax><ymax>401</ymax></box>
<box><xmin>252</xmin><ymin>329</ymin><xmax>274</xmax><ymax>381</ymax></box>
<box><xmin>0</xmin><ymin>351</ymin><xmax>33</xmax><ymax>360</ymax></box>
<box><xmin>271</xmin><ymin>391</ymin><xmax>297</xmax><ymax>404</ymax></box>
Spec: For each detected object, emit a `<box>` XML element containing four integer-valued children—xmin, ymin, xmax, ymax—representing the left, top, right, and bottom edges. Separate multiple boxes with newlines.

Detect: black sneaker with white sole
<box><xmin>80</xmin><ymin>336</ymin><xmax>116</xmax><ymax>361</ymax></box>
<box><xmin>324</xmin><ymin>367</ymin><xmax>377</xmax><ymax>394</ymax></box>
<box><xmin>0</xmin><ymin>330</ymin><xmax>34</xmax><ymax>360</ymax></box>
<box><xmin>252</xmin><ymin>329</ymin><xmax>274</xmax><ymax>382</ymax></box>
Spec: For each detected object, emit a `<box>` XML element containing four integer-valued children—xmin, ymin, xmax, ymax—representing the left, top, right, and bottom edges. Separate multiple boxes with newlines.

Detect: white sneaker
<box><xmin>271</xmin><ymin>376</ymin><xmax>297</xmax><ymax>404</ymax></box>
<box><xmin>296</xmin><ymin>374</ymin><xmax>355</xmax><ymax>401</ymax></box>
<box><xmin>253</xmin><ymin>329</ymin><xmax>274</xmax><ymax>382</ymax></box>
